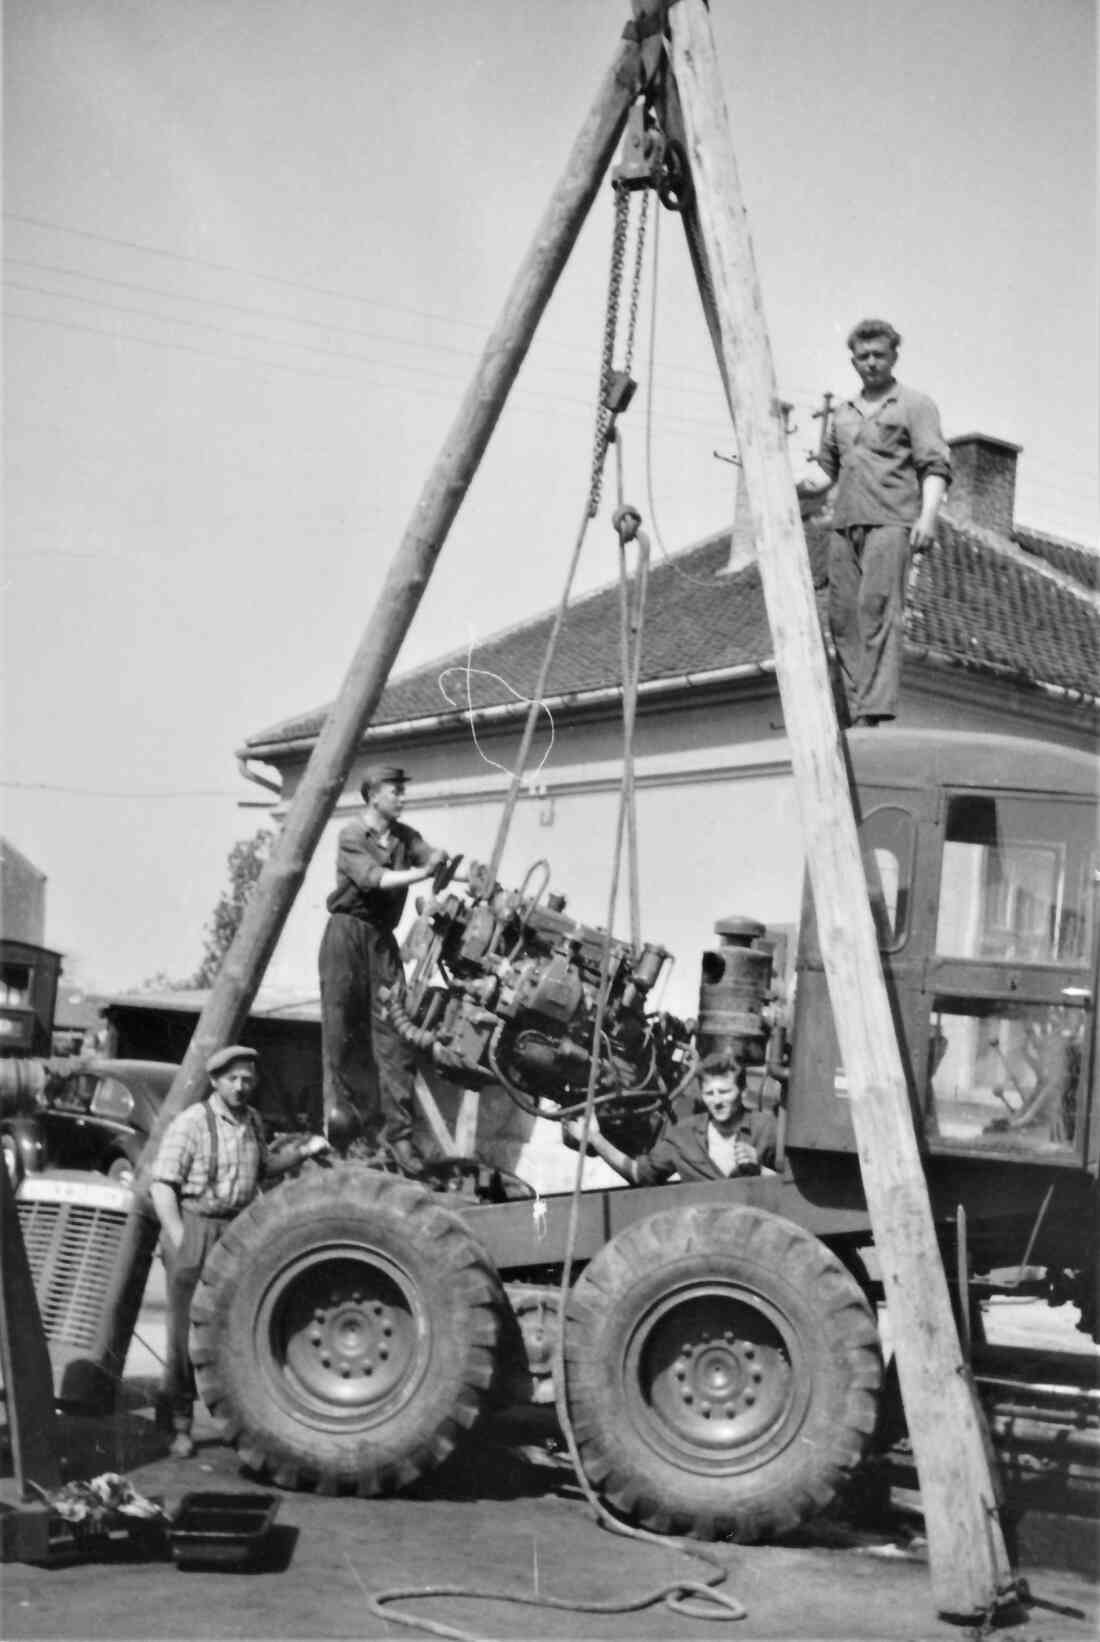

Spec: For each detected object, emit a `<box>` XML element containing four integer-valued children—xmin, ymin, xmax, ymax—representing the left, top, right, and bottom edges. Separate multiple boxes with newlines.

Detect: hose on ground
<box><xmin>363</xmin><ymin>1574</ymin><xmax>745</xmax><ymax>1641</ymax></box>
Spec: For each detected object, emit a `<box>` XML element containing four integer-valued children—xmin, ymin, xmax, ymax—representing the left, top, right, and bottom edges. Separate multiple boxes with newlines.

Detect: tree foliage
<box><xmin>192</xmin><ymin>828</ymin><xmax>274</xmax><ymax>988</ymax></box>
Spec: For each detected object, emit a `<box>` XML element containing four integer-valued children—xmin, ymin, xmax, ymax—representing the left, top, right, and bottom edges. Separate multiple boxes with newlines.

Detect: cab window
<box><xmin>927</xmin><ymin>998</ymin><xmax>1083</xmax><ymax>1157</ymax></box>
<box><xmin>935</xmin><ymin>793</ymin><xmax>1095</xmax><ymax>965</ymax></box>
<box><xmin>860</xmin><ymin>806</ymin><xmax>916</xmax><ymax>951</ymax></box>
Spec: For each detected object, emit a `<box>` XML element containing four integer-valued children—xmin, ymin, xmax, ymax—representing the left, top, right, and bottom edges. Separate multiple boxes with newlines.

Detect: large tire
<box><xmin>190</xmin><ymin>1164</ymin><xmax>503</xmax><ymax>1494</ymax></box>
<box><xmin>559</xmin><ymin>1204</ymin><xmax>882</xmax><ymax>1541</ymax></box>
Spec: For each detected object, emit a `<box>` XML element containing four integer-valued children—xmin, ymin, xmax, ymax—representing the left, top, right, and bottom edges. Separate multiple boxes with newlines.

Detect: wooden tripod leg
<box><xmin>668</xmin><ymin>0</ymin><xmax>1014</xmax><ymax>1621</ymax></box>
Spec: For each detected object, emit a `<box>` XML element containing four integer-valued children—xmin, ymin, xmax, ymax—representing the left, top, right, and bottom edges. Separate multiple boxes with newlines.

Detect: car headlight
<box><xmin>89</xmin><ymin>1079</ymin><xmax>135</xmax><ymax>1122</ymax></box>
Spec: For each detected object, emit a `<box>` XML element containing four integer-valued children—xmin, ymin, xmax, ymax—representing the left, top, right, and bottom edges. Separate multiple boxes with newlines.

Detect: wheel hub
<box><xmin>277</xmin><ymin>1257</ymin><xmax>418</xmax><ymax>1410</ymax></box>
<box><xmin>637</xmin><ymin>1293</ymin><xmax>794</xmax><ymax>1455</ymax></box>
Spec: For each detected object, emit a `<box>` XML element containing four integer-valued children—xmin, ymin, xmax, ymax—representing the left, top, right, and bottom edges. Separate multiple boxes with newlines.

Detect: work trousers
<box><xmin>318</xmin><ymin>911</ymin><xmax>417</xmax><ymax>1143</ymax></box>
<box><xmin>828</xmin><ymin>523</ymin><xmax>911</xmax><ymax>722</ymax></box>
<box><xmin>162</xmin><ymin>1210</ymin><xmax>232</xmax><ymax>1429</ymax></box>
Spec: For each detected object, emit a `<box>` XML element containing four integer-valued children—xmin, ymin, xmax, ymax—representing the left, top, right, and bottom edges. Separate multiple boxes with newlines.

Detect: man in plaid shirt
<box><xmin>151</xmin><ymin>1045</ymin><xmax>327</xmax><ymax>1457</ymax></box>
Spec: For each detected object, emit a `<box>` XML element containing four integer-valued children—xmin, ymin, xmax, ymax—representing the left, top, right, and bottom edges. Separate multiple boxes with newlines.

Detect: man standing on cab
<box><xmin>809</xmin><ymin>319</ymin><xmax>952</xmax><ymax>726</ymax></box>
<box><xmin>319</xmin><ymin>764</ymin><xmax>447</xmax><ymax>1173</ymax></box>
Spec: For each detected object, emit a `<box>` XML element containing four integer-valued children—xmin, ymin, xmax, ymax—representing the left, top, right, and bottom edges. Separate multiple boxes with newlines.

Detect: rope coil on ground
<box><xmin>363</xmin><ymin>1575</ymin><xmax>746</xmax><ymax>1641</ymax></box>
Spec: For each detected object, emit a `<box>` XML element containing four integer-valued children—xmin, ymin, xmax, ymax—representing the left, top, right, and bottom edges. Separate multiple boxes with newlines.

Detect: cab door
<box><xmin>920</xmin><ymin>787</ymin><xmax>1096</xmax><ymax>1170</ymax></box>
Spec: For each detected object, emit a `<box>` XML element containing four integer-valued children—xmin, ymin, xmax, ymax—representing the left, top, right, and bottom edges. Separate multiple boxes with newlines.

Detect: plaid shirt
<box><xmin>153</xmin><ymin>1092</ymin><xmax>267</xmax><ymax>1214</ymax></box>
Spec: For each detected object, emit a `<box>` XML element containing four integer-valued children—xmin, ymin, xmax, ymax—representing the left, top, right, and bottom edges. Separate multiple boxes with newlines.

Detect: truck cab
<box><xmin>786</xmin><ymin>729</ymin><xmax>1097</xmax><ymax>1323</ymax></box>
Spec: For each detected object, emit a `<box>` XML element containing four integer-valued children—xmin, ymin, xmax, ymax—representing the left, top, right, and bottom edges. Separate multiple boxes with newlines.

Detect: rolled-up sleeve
<box><xmin>817</xmin><ymin>414</ymin><xmax>841</xmax><ymax>484</ymax></box>
<box><xmin>335</xmin><ymin>824</ymin><xmax>385</xmax><ymax>891</ymax></box>
<box><xmin>404</xmin><ymin>828</ymin><xmax>443</xmax><ymax>871</ymax></box>
<box><xmin>908</xmin><ymin>391</ymin><xmax>952</xmax><ymax>485</ymax></box>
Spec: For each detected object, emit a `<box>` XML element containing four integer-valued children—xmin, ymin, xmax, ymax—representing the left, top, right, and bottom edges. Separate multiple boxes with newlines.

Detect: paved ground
<box><xmin>2</xmin><ymin>1269</ymin><xmax>1097</xmax><ymax>1642</ymax></box>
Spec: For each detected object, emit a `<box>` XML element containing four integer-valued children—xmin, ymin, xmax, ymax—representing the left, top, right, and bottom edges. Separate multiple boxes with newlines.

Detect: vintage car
<box><xmin>1</xmin><ymin>1059</ymin><xmax>177</xmax><ymax>1187</ymax></box>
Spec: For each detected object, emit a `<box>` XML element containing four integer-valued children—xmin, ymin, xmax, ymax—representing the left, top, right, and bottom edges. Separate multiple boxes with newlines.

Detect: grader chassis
<box><xmin>187</xmin><ymin>729</ymin><xmax>1099</xmax><ymax>1542</ymax></box>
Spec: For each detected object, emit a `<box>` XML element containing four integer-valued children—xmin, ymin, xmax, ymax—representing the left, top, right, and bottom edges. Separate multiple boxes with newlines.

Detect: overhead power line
<box><xmin>3</xmin><ymin>305</ymin><xmax>734</xmax><ymax>441</ymax></box>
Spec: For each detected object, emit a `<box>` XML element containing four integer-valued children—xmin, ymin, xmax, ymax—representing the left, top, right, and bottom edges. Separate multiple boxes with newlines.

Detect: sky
<box><xmin>3</xmin><ymin>0</ymin><xmax>1097</xmax><ymax>994</ymax></box>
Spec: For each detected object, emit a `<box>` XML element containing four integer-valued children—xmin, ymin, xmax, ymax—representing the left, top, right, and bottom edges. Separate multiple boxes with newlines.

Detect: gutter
<box><xmin>236</xmin><ymin>658</ymin><xmax>779</xmax><ymax>761</ymax></box>
<box><xmin>905</xmin><ymin>642</ymin><xmax>1099</xmax><ymax>708</ymax></box>
<box><xmin>236</xmin><ymin>755</ymin><xmax>284</xmax><ymax>798</ymax></box>
<box><xmin>238</xmin><ymin>639</ymin><xmax>1096</xmax><ymax>772</ymax></box>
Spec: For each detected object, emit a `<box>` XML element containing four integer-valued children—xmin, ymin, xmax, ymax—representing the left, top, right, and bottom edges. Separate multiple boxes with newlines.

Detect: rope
<box><xmin>366</xmin><ymin>169</ymin><xmax>744</xmax><ymax>1640</ymax></box>
<box><xmin>437</xmin><ymin>644</ymin><xmax>556</xmax><ymax>788</ymax></box>
<box><xmin>482</xmin><ymin>498</ymin><xmax>596</xmax><ymax>889</ymax></box>
<box><xmin>484</xmin><ymin>181</ymin><xmax>648</xmax><ymax>889</ymax></box>
<box><xmin>544</xmin><ymin>768</ymin><xmax>745</xmax><ymax>1626</ymax></box>
<box><xmin>365</xmin><ymin>1574</ymin><xmax>744</xmax><ymax>1641</ymax></box>
<box><xmin>643</xmin><ymin>201</ymin><xmax>731</xmax><ymax>590</ymax></box>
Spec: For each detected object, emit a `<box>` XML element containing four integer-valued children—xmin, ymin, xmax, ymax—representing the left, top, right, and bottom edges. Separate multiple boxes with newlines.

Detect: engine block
<box><xmin>385</xmin><ymin>860</ymin><xmax>690</xmax><ymax>1145</ymax></box>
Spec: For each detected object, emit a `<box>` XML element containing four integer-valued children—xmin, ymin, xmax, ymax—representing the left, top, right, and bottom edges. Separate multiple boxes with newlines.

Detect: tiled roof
<box><xmin>243</xmin><ymin>514</ymin><xmax>1099</xmax><ymax>754</ymax></box>
<box><xmin>1013</xmin><ymin>525</ymin><xmax>1100</xmax><ymax>592</ymax></box>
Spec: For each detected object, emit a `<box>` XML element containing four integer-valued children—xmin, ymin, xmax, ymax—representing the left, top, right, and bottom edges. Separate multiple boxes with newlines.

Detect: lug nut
<box><xmin>743</xmin><ymin>1391</ymin><xmax>755</xmax><ymax>1406</ymax></box>
<box><xmin>752</xmin><ymin>1367</ymin><xmax>763</xmax><ymax>1382</ymax></box>
<box><xmin>743</xmin><ymin>1345</ymin><xmax>755</xmax><ymax>1360</ymax></box>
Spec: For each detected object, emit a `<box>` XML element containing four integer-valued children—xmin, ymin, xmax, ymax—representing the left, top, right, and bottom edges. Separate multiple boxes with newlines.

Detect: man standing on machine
<box><xmin>318</xmin><ymin>763</ymin><xmax>448</xmax><ymax>1175</ymax></box>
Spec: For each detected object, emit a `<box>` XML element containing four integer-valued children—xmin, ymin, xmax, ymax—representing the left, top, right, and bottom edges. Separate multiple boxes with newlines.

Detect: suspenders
<box><xmin>200</xmin><ymin>1101</ymin><xmax>262</xmax><ymax>1208</ymax></box>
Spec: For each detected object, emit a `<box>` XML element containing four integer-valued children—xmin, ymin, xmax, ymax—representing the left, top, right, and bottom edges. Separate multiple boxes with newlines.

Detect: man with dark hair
<box><xmin>318</xmin><ymin>763</ymin><xmax>447</xmax><ymax>1173</ymax></box>
<box><xmin>566</xmin><ymin>1053</ymin><xmax>777</xmax><ymax>1185</ymax></box>
<box><xmin>806</xmin><ymin>319</ymin><xmax>952</xmax><ymax>726</ymax></box>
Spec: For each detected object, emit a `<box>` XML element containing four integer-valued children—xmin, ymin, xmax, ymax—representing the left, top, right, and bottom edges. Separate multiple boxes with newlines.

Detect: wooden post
<box><xmin>131</xmin><ymin>26</ymin><xmax>645</xmax><ymax>1190</ymax></box>
<box><xmin>668</xmin><ymin>0</ymin><xmax>1013</xmax><ymax>1620</ymax></box>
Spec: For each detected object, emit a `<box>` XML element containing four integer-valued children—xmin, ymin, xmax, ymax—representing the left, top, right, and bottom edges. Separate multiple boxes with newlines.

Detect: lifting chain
<box><xmin>587</xmin><ymin>185</ymin><xmax>630</xmax><ymax>517</ymax></box>
<box><xmin>622</xmin><ymin>187</ymin><xmax>650</xmax><ymax>376</ymax></box>
<box><xmin>587</xmin><ymin>183</ymin><xmax>651</xmax><ymax>518</ymax></box>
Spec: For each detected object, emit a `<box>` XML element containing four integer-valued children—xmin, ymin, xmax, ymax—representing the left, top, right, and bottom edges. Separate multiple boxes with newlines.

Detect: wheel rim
<box><xmin>256</xmin><ymin>1242</ymin><xmax>427</xmax><ymax>1427</ymax></box>
<box><xmin>623</xmin><ymin>1281</ymin><xmax>807</xmax><ymax>1473</ymax></box>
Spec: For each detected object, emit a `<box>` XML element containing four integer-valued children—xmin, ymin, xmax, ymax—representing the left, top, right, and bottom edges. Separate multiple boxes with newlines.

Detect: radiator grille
<box><xmin>16</xmin><ymin>1197</ymin><xmax>128</xmax><ymax>1351</ymax></box>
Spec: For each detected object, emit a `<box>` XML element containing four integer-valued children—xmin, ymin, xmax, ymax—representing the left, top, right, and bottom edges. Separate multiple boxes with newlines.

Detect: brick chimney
<box><xmin>946</xmin><ymin>433</ymin><xmax>1021</xmax><ymax>537</ymax></box>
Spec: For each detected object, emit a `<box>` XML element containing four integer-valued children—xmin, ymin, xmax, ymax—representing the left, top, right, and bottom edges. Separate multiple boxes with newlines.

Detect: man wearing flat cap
<box><xmin>151</xmin><ymin>1045</ymin><xmax>326</xmax><ymax>1456</ymax></box>
<box><xmin>319</xmin><ymin>763</ymin><xmax>447</xmax><ymax>1173</ymax></box>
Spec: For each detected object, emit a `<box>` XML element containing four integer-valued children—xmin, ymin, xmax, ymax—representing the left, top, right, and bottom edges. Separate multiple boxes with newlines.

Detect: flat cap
<box><xmin>360</xmin><ymin>763</ymin><xmax>407</xmax><ymax>798</ymax></box>
<box><xmin>206</xmin><ymin>1044</ymin><xmax>258</xmax><ymax>1078</ymax></box>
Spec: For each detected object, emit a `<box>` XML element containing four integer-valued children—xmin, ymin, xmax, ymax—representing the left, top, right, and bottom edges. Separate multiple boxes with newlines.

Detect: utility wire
<box><xmin>4</xmin><ymin>209</ymin><xmax>732</xmax><ymax>388</ymax></box>
<box><xmin>4</xmin><ymin>305</ymin><xmax>733</xmax><ymax>440</ymax></box>
<box><xmin>2</xmin><ymin>254</ymin><xmax>739</xmax><ymax>409</ymax></box>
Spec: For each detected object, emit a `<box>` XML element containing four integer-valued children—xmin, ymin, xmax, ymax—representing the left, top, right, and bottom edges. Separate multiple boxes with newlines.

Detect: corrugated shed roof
<box><xmin>243</xmin><ymin>514</ymin><xmax>1098</xmax><ymax>755</ymax></box>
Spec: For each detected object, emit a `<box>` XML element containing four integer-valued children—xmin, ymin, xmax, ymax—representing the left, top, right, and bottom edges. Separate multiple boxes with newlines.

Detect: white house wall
<box><xmin>260</xmin><ymin>692</ymin><xmax>799</xmax><ymax>1021</ymax></box>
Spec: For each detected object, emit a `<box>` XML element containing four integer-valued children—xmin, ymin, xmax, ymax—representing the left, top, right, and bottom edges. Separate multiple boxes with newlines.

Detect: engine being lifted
<box><xmin>383</xmin><ymin>856</ymin><xmax>693</xmax><ymax>1152</ymax></box>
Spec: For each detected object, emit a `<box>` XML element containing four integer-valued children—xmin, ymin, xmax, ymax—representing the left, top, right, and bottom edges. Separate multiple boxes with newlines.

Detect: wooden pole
<box><xmin>131</xmin><ymin>26</ymin><xmax>644</xmax><ymax>1190</ymax></box>
<box><xmin>667</xmin><ymin>0</ymin><xmax>1014</xmax><ymax>1620</ymax></box>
